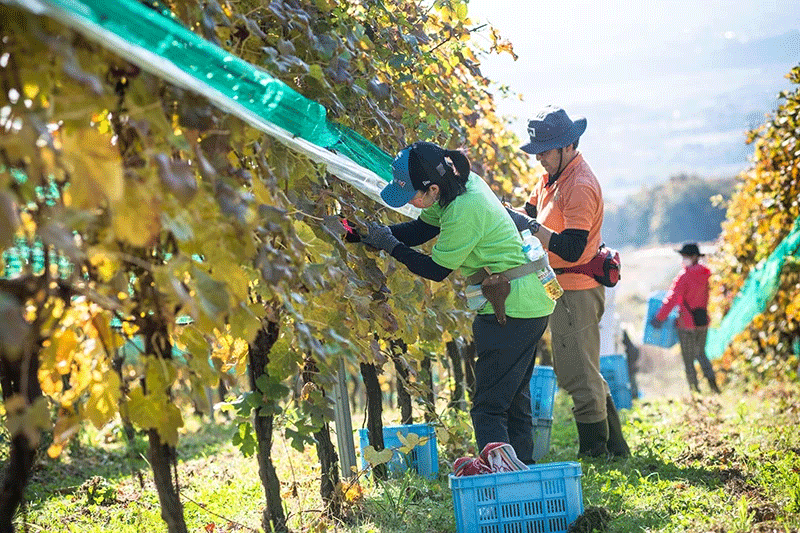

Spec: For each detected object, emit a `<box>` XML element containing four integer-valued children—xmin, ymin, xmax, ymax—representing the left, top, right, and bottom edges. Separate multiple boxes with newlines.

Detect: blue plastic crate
<box><xmin>600</xmin><ymin>355</ymin><xmax>633</xmax><ymax>409</ymax></box>
<box><xmin>609</xmin><ymin>383</ymin><xmax>633</xmax><ymax>410</ymax></box>
<box><xmin>530</xmin><ymin>365</ymin><xmax>557</xmax><ymax>419</ymax></box>
<box><xmin>450</xmin><ymin>461</ymin><xmax>584</xmax><ymax>533</ymax></box>
<box><xmin>643</xmin><ymin>290</ymin><xmax>679</xmax><ymax>348</ymax></box>
<box><xmin>532</xmin><ymin>418</ymin><xmax>552</xmax><ymax>462</ymax></box>
<box><xmin>358</xmin><ymin>423</ymin><xmax>438</xmax><ymax>479</ymax></box>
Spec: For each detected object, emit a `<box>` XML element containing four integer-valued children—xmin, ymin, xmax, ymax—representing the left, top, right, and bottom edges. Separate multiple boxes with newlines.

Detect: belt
<box><xmin>466</xmin><ymin>261</ymin><xmax>537</xmax><ymax>286</ymax></box>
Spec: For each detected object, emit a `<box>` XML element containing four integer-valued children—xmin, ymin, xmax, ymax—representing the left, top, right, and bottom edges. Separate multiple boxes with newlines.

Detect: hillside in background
<box><xmin>603</xmin><ymin>174</ymin><xmax>736</xmax><ymax>248</ymax></box>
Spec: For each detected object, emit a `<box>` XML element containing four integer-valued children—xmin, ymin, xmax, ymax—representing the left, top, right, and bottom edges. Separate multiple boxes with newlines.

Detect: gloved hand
<box><xmin>649</xmin><ymin>317</ymin><xmax>664</xmax><ymax>329</ymax></box>
<box><xmin>361</xmin><ymin>222</ymin><xmax>401</xmax><ymax>253</ymax></box>
<box><xmin>505</xmin><ymin>207</ymin><xmax>539</xmax><ymax>234</ymax></box>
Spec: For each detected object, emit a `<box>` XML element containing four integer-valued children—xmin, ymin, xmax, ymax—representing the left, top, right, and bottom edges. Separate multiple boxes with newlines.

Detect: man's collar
<box><xmin>545</xmin><ymin>152</ymin><xmax>583</xmax><ymax>187</ymax></box>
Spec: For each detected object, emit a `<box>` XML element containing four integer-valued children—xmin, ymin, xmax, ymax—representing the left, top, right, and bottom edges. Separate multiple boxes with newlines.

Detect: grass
<box><xmin>12</xmin><ymin>380</ymin><xmax>800</xmax><ymax>532</ymax></box>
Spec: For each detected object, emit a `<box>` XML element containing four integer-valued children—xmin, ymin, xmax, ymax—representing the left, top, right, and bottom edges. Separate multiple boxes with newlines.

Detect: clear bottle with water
<box><xmin>521</xmin><ymin>229</ymin><xmax>564</xmax><ymax>300</ymax></box>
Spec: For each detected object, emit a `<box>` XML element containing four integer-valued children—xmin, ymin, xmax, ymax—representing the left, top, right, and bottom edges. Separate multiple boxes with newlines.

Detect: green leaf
<box><xmin>232</xmin><ymin>422</ymin><xmax>256</xmax><ymax>457</ymax></box>
<box><xmin>192</xmin><ymin>266</ymin><xmax>230</xmax><ymax>322</ymax></box>
<box><xmin>308</xmin><ymin>63</ymin><xmax>325</xmax><ymax>82</ymax></box>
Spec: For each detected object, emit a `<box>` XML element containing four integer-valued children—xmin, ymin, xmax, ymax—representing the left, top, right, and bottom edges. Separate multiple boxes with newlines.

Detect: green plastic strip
<box><xmin>706</xmin><ymin>216</ymin><xmax>800</xmax><ymax>359</ymax></box>
<box><xmin>6</xmin><ymin>0</ymin><xmax>419</xmax><ymax>218</ymax></box>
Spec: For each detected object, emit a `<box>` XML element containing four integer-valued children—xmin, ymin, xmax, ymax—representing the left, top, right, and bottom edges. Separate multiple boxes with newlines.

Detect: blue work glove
<box><xmin>649</xmin><ymin>317</ymin><xmax>664</xmax><ymax>329</ymax></box>
<box><xmin>505</xmin><ymin>207</ymin><xmax>538</xmax><ymax>233</ymax></box>
<box><xmin>361</xmin><ymin>222</ymin><xmax>401</xmax><ymax>253</ymax></box>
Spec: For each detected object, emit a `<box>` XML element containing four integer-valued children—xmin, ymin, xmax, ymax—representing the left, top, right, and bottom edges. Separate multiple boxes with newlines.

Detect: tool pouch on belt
<box><xmin>480</xmin><ymin>269</ymin><xmax>511</xmax><ymax>325</ymax></box>
<box><xmin>690</xmin><ymin>307</ymin><xmax>709</xmax><ymax>327</ymax></box>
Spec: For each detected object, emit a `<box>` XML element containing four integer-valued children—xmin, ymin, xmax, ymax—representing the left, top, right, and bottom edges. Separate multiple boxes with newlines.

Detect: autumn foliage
<box><xmin>0</xmin><ymin>0</ymin><xmax>543</xmax><ymax>530</ymax></box>
<box><xmin>709</xmin><ymin>65</ymin><xmax>800</xmax><ymax>379</ymax></box>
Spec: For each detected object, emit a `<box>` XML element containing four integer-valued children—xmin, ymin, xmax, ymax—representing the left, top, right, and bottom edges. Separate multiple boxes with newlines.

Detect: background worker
<box><xmin>651</xmin><ymin>243</ymin><xmax>720</xmax><ymax>394</ymax></box>
<box><xmin>506</xmin><ymin>105</ymin><xmax>631</xmax><ymax>458</ymax></box>
<box><xmin>352</xmin><ymin>141</ymin><xmax>555</xmax><ymax>464</ymax></box>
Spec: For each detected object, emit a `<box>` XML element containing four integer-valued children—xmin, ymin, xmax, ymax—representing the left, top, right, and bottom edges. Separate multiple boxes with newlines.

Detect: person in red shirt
<box><xmin>651</xmin><ymin>243</ymin><xmax>720</xmax><ymax>393</ymax></box>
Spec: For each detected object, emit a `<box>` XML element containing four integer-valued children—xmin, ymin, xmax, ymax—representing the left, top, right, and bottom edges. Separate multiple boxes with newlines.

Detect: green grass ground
<box><xmin>13</xmin><ymin>380</ymin><xmax>800</xmax><ymax>533</ymax></box>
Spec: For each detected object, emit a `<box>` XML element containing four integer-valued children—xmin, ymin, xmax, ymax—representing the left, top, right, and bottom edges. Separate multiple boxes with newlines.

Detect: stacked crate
<box><xmin>529</xmin><ymin>365</ymin><xmax>557</xmax><ymax>461</ymax></box>
<box><xmin>600</xmin><ymin>354</ymin><xmax>633</xmax><ymax>409</ymax></box>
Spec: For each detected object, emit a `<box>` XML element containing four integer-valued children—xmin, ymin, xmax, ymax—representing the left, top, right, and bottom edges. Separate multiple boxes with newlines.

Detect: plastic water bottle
<box><xmin>521</xmin><ymin>229</ymin><xmax>563</xmax><ymax>300</ymax></box>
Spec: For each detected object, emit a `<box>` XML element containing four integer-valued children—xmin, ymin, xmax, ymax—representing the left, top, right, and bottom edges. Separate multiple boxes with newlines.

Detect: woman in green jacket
<box><xmin>355</xmin><ymin>141</ymin><xmax>554</xmax><ymax>464</ymax></box>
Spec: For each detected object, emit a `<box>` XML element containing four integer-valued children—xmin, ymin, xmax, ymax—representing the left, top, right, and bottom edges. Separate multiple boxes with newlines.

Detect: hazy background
<box><xmin>467</xmin><ymin>0</ymin><xmax>800</xmax><ymax>203</ymax></box>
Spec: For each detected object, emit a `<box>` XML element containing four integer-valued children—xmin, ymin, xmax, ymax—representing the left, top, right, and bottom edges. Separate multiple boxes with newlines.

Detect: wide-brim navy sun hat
<box><xmin>380</xmin><ymin>146</ymin><xmax>417</xmax><ymax>208</ymax></box>
<box><xmin>521</xmin><ymin>106</ymin><xmax>587</xmax><ymax>154</ymax></box>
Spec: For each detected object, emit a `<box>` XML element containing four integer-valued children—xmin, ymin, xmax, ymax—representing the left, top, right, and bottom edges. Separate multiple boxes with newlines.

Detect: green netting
<box><xmin>2</xmin><ymin>237</ymin><xmax>74</xmax><ymax>279</ymax></box>
<box><xmin>8</xmin><ymin>0</ymin><xmax>417</xmax><ymax>216</ymax></box>
<box><xmin>706</xmin><ymin>216</ymin><xmax>800</xmax><ymax>359</ymax></box>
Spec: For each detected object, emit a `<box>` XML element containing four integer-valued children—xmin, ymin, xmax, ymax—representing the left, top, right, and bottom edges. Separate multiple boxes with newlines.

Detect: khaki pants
<box><xmin>550</xmin><ymin>285</ymin><xmax>609</xmax><ymax>424</ymax></box>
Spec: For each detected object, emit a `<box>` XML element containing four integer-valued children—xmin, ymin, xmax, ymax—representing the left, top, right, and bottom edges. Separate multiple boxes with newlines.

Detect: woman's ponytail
<box><xmin>445</xmin><ymin>149</ymin><xmax>471</xmax><ymax>184</ymax></box>
<box><xmin>431</xmin><ymin>148</ymin><xmax>469</xmax><ymax>207</ymax></box>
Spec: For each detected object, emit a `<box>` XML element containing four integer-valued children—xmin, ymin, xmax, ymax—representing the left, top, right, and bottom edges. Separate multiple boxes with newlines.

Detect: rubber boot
<box><xmin>605</xmin><ymin>395</ymin><xmax>631</xmax><ymax>458</ymax></box>
<box><xmin>575</xmin><ymin>419</ymin><xmax>609</xmax><ymax>458</ymax></box>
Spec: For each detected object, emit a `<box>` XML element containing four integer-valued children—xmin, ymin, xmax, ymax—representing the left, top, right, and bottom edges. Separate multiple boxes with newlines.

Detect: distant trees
<box><xmin>603</xmin><ymin>174</ymin><xmax>736</xmax><ymax>248</ymax></box>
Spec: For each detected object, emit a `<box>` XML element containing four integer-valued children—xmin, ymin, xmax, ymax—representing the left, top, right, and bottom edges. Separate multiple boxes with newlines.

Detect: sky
<box><xmin>465</xmin><ymin>0</ymin><xmax>800</xmax><ymax>203</ymax></box>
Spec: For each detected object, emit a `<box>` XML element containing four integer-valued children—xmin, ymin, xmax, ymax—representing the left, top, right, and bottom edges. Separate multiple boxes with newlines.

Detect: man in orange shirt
<box><xmin>507</xmin><ymin>106</ymin><xmax>631</xmax><ymax>458</ymax></box>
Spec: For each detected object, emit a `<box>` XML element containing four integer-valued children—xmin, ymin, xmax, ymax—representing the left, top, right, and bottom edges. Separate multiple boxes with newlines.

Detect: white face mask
<box><xmin>682</xmin><ymin>257</ymin><xmax>693</xmax><ymax>268</ymax></box>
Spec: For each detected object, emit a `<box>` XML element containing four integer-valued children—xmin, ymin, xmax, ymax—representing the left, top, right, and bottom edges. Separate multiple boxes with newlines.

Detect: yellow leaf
<box><xmin>5</xmin><ymin>396</ymin><xmax>51</xmax><ymax>447</ymax></box>
<box><xmin>215</xmin><ymin>262</ymin><xmax>251</xmax><ymax>302</ymax></box>
<box><xmin>397</xmin><ymin>431</ymin><xmax>427</xmax><ymax>454</ymax></box>
<box><xmin>111</xmin><ymin>181</ymin><xmax>161</xmax><ymax>247</ymax></box>
<box><xmin>250</xmin><ymin>176</ymin><xmax>275</xmax><ymax>206</ymax></box>
<box><xmin>52</xmin><ymin>409</ymin><xmax>81</xmax><ymax>446</ymax></box>
<box><xmin>47</xmin><ymin>443</ymin><xmax>64</xmax><ymax>459</ymax></box>
<box><xmin>362</xmin><ymin>445</ymin><xmax>393</xmax><ymax>467</ymax></box>
<box><xmin>125</xmin><ymin>386</ymin><xmax>160</xmax><ymax>428</ymax></box>
<box><xmin>145</xmin><ymin>355</ymin><xmax>177</xmax><ymax>394</ymax></box>
<box><xmin>294</xmin><ymin>220</ymin><xmax>332</xmax><ymax>262</ymax></box>
<box><xmin>88</xmin><ymin>249</ymin><xmax>119</xmax><ymax>284</ymax></box>
<box><xmin>61</xmin><ymin>128</ymin><xmax>123</xmax><ymax>208</ymax></box>
<box><xmin>85</xmin><ymin>370</ymin><xmax>121</xmax><ymax>428</ymax></box>
<box><xmin>340</xmin><ymin>480</ymin><xmax>363</xmax><ymax>503</ymax></box>
<box><xmin>22</xmin><ymin>83</ymin><xmax>39</xmax><ymax>99</ymax></box>
<box><xmin>55</xmin><ymin>329</ymin><xmax>78</xmax><ymax>376</ymax></box>
<box><xmin>125</xmin><ymin>386</ymin><xmax>183</xmax><ymax>445</ymax></box>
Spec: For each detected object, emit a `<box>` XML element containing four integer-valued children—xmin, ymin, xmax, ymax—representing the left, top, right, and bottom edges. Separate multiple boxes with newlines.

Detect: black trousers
<box><xmin>470</xmin><ymin>314</ymin><xmax>549</xmax><ymax>464</ymax></box>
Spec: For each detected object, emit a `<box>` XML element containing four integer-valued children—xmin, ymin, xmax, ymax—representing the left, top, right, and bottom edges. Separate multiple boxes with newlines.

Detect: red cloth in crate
<box><xmin>453</xmin><ymin>442</ymin><xmax>528</xmax><ymax>477</ymax></box>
